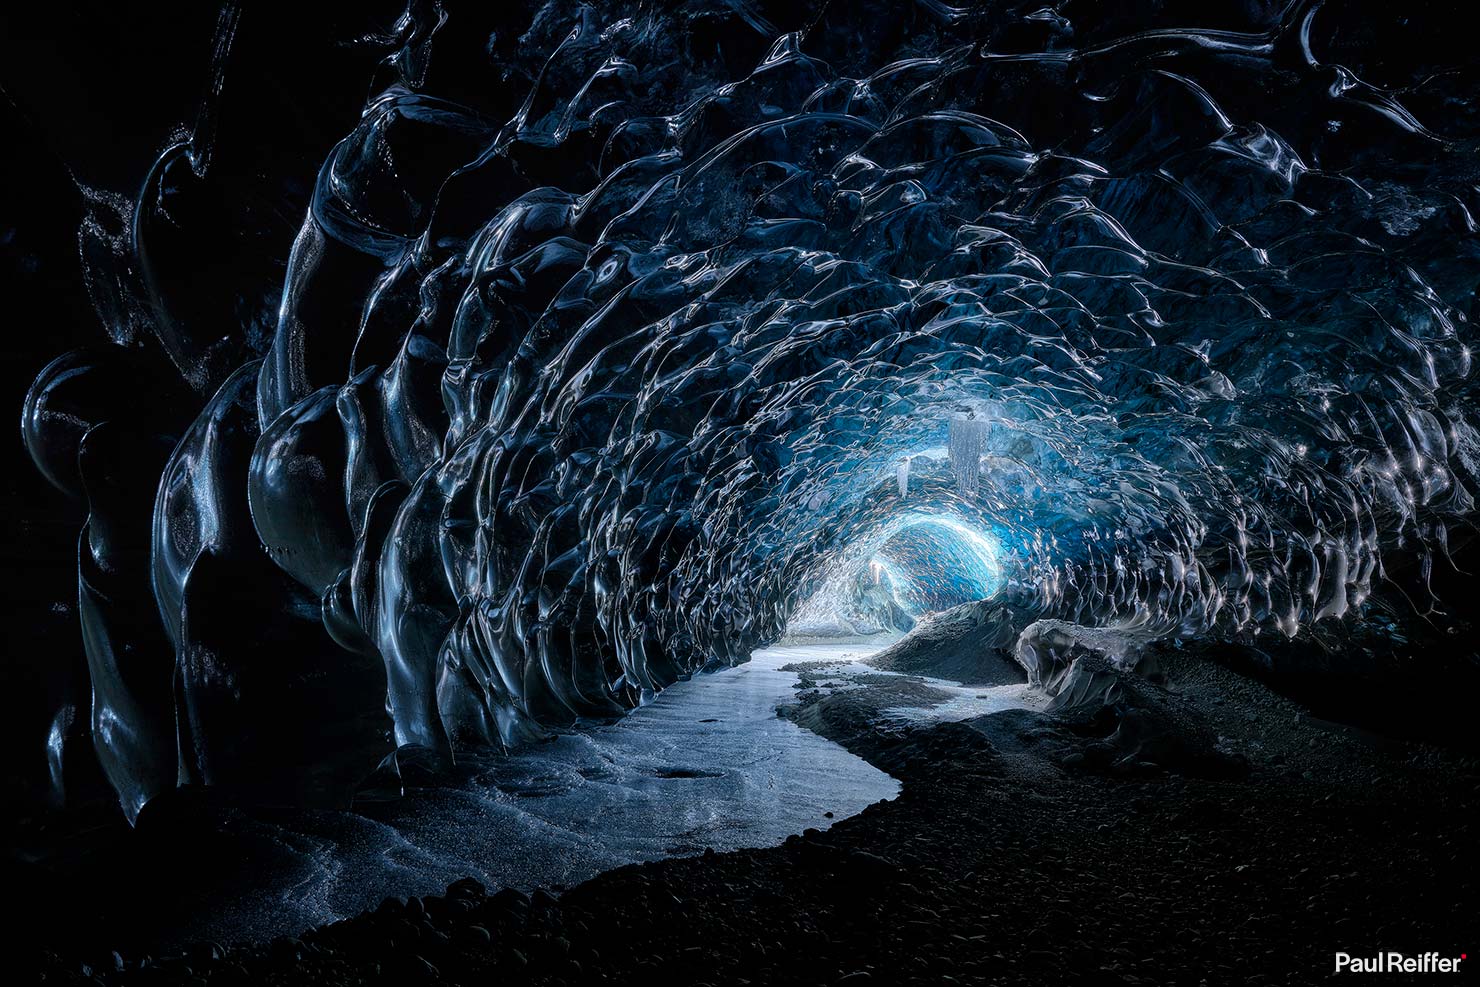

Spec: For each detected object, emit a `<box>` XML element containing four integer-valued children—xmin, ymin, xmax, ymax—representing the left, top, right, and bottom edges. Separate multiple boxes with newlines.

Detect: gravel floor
<box><xmin>20</xmin><ymin>646</ymin><xmax>1479</xmax><ymax>985</ymax></box>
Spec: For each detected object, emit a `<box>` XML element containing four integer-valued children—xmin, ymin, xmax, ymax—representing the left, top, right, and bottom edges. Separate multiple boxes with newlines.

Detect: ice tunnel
<box><xmin>867</xmin><ymin>514</ymin><xmax>1006</xmax><ymax>617</ymax></box>
<box><xmin>20</xmin><ymin>0</ymin><xmax>1480</xmax><ymax>821</ymax></box>
<box><xmin>785</xmin><ymin>507</ymin><xmax>1006</xmax><ymax>638</ymax></box>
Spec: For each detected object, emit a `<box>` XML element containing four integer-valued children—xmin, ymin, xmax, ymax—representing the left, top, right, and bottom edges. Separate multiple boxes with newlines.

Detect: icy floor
<box><xmin>154</xmin><ymin>646</ymin><xmax>901</xmax><ymax>946</ymax></box>
<box><xmin>141</xmin><ymin>643</ymin><xmax>1043</xmax><ymax>947</ymax></box>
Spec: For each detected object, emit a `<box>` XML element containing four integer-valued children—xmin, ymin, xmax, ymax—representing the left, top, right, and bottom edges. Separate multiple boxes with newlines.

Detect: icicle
<box><xmin>896</xmin><ymin>457</ymin><xmax>910</xmax><ymax>497</ymax></box>
<box><xmin>948</xmin><ymin>417</ymin><xmax>987</xmax><ymax>494</ymax></box>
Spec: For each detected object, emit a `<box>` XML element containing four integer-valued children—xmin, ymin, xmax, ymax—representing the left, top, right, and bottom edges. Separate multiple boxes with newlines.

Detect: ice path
<box><xmin>148</xmin><ymin>646</ymin><xmax>900</xmax><ymax>947</ymax></box>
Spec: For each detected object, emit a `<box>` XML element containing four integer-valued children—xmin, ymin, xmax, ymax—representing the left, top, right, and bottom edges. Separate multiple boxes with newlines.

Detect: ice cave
<box><xmin>4</xmin><ymin>0</ymin><xmax>1477</xmax><ymax>982</ymax></box>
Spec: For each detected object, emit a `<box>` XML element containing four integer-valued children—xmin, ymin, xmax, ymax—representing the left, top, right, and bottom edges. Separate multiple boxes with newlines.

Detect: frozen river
<box><xmin>150</xmin><ymin>645</ymin><xmax>900</xmax><ymax>946</ymax></box>
<box><xmin>140</xmin><ymin>641</ymin><xmax>1043</xmax><ymax>948</ymax></box>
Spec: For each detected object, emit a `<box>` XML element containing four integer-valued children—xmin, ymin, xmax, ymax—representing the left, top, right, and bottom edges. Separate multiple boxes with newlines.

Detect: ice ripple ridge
<box><xmin>22</xmin><ymin>0</ymin><xmax>1480</xmax><ymax>817</ymax></box>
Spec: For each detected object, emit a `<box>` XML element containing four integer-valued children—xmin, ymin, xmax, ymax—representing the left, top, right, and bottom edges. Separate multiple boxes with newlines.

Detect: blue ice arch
<box><xmin>21</xmin><ymin>0</ymin><xmax>1480</xmax><ymax>820</ymax></box>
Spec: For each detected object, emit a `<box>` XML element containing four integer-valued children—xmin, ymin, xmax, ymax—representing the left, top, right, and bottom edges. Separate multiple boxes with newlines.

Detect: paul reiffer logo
<box><xmin>1334</xmin><ymin>952</ymin><xmax>1466</xmax><ymax>974</ymax></box>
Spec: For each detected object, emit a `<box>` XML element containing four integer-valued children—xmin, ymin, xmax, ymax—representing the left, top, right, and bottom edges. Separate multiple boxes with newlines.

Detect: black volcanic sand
<box><xmin>22</xmin><ymin>647</ymin><xmax>1478</xmax><ymax>986</ymax></box>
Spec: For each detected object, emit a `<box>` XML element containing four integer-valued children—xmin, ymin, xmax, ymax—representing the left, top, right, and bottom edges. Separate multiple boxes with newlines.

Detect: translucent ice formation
<box><xmin>22</xmin><ymin>0</ymin><xmax>1480</xmax><ymax>818</ymax></box>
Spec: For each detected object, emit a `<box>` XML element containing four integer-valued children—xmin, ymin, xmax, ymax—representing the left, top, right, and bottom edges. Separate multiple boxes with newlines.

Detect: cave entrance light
<box><xmin>870</xmin><ymin>513</ymin><xmax>1005</xmax><ymax>617</ymax></box>
<box><xmin>783</xmin><ymin>512</ymin><xmax>1006</xmax><ymax>641</ymax></box>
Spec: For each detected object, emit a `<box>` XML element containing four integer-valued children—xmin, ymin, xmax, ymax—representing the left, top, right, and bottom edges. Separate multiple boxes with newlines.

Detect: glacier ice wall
<box><xmin>21</xmin><ymin>0</ymin><xmax>1480</xmax><ymax>818</ymax></box>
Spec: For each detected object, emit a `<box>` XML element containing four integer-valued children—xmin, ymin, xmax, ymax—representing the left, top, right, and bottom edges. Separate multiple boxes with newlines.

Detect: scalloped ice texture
<box><xmin>22</xmin><ymin>0</ymin><xmax>1480</xmax><ymax>819</ymax></box>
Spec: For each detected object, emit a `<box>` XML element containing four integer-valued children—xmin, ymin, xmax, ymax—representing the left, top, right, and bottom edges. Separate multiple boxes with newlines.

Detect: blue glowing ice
<box><xmin>21</xmin><ymin>0</ymin><xmax>1480</xmax><ymax>817</ymax></box>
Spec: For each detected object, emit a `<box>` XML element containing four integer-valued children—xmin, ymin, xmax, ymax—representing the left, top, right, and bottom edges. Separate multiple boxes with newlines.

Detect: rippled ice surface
<box><xmin>157</xmin><ymin>649</ymin><xmax>898</xmax><ymax>947</ymax></box>
<box><xmin>35</xmin><ymin>0</ymin><xmax>1480</xmax><ymax>829</ymax></box>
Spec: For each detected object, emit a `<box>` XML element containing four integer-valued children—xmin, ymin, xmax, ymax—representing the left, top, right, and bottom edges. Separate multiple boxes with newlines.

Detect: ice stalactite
<box><xmin>948</xmin><ymin>419</ymin><xmax>988</xmax><ymax>495</ymax></box>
